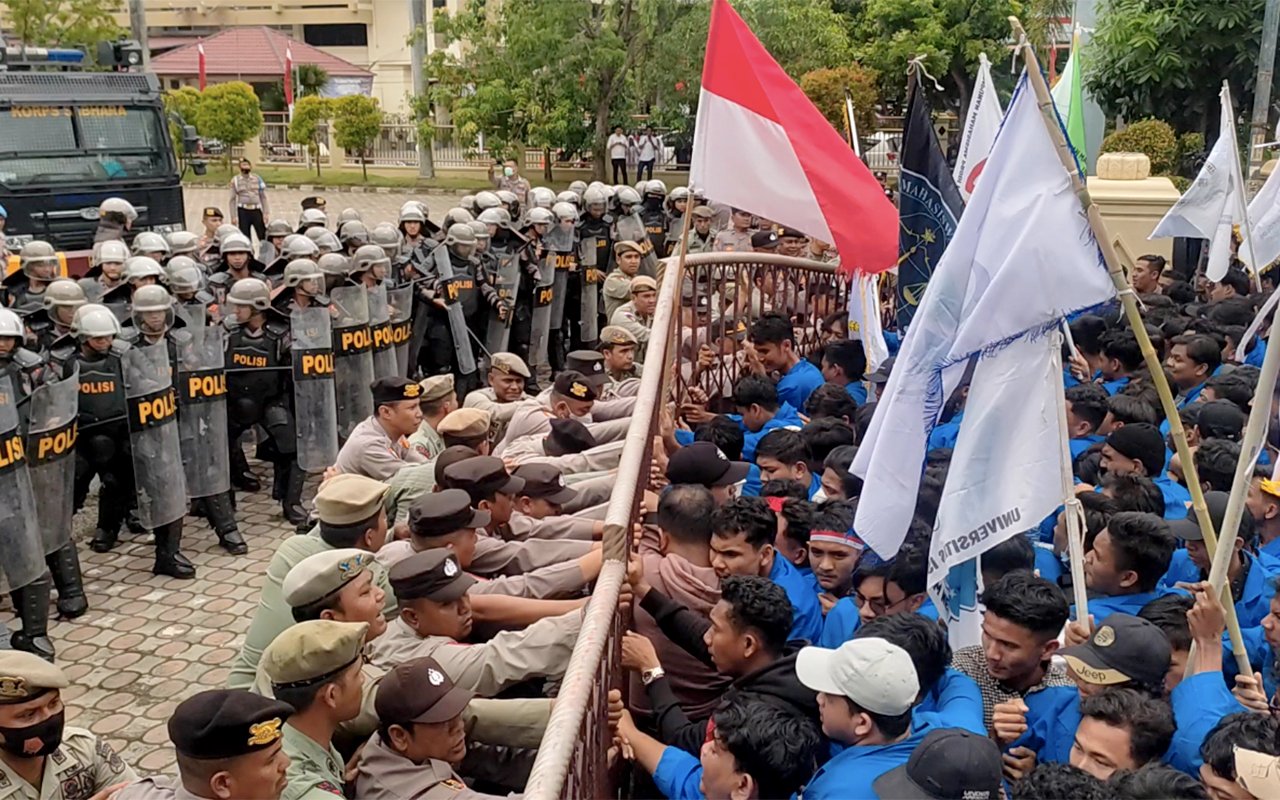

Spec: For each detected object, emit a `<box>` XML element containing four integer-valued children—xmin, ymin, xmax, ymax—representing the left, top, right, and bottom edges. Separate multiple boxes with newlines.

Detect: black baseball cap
<box><xmin>512</xmin><ymin>463</ymin><xmax>578</xmax><ymax>505</ymax></box>
<box><xmin>873</xmin><ymin>728</ymin><xmax>1003</xmax><ymax>800</ymax></box>
<box><xmin>1196</xmin><ymin>399</ymin><xmax>1246</xmax><ymax>441</ymax></box>
<box><xmin>865</xmin><ymin>356</ymin><xmax>895</xmax><ymax>384</ymax></box>
<box><xmin>1058</xmin><ymin>612</ymin><xmax>1171</xmax><ymax>687</ymax></box>
<box><xmin>1169</xmin><ymin>489</ymin><xmax>1255</xmax><ymax>543</ymax></box>
<box><xmin>544</xmin><ymin>418</ymin><xmax>597</xmax><ymax>456</ymax></box>
<box><xmin>666</xmin><ymin>441</ymin><xmax>750</xmax><ymax>487</ymax></box>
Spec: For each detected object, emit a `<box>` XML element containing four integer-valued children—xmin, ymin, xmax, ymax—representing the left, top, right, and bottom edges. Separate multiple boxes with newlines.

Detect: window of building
<box><xmin>302</xmin><ymin>23</ymin><xmax>368</xmax><ymax>47</ymax></box>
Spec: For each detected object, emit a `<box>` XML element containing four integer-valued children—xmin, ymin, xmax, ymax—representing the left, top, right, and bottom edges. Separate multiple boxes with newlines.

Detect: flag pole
<box><xmin>844</xmin><ymin>88</ymin><xmax>862</xmax><ymax>157</ymax></box>
<box><xmin>1052</xmin><ymin>341</ymin><xmax>1092</xmax><ymax>620</ymax></box>
<box><xmin>1011</xmin><ymin>16</ymin><xmax>1252</xmax><ymax>675</ymax></box>
<box><xmin>660</xmin><ymin>191</ymin><xmax>698</xmax><ymax>406</ymax></box>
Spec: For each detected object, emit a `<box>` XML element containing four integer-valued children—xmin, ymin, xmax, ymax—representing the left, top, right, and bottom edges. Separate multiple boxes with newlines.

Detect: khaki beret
<box><xmin>315</xmin><ymin>473</ymin><xmax>389</xmax><ymax>526</ymax></box>
<box><xmin>490</xmin><ymin>352</ymin><xmax>531</xmax><ymax>379</ymax></box>
<box><xmin>0</xmin><ymin>652</ymin><xmax>69</xmax><ymax>704</ymax></box>
<box><xmin>614</xmin><ymin>240</ymin><xmax>646</xmax><ymax>257</ymax></box>
<box><xmin>418</xmin><ymin>374</ymin><xmax>456</xmax><ymax>403</ymax></box>
<box><xmin>630</xmin><ymin>276</ymin><xmax>658</xmax><ymax>294</ymax></box>
<box><xmin>282</xmin><ymin>549</ymin><xmax>375</xmax><ymax>609</ymax></box>
<box><xmin>599</xmin><ymin>325</ymin><xmax>637</xmax><ymax>347</ymax></box>
<box><xmin>690</xmin><ymin>206</ymin><xmax>714</xmax><ymax>219</ymax></box>
<box><xmin>262</xmin><ymin>620</ymin><xmax>368</xmax><ymax>689</ymax></box>
<box><xmin>438</xmin><ymin>407</ymin><xmax>491</xmax><ymax>439</ymax></box>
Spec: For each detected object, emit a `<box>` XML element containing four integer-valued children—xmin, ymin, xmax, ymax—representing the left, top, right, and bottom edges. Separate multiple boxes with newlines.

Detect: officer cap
<box><xmin>629</xmin><ymin>276</ymin><xmax>658</xmax><ymax>294</ymax></box>
<box><xmin>489</xmin><ymin>352</ymin><xmax>531</xmax><ymax>378</ymax></box>
<box><xmin>418</xmin><ymin>374</ymin><xmax>455</xmax><ymax>404</ymax></box>
<box><xmin>300</xmin><ymin>196</ymin><xmax>327</xmax><ymax>211</ymax></box>
<box><xmin>751</xmin><ymin>230</ymin><xmax>780</xmax><ymax>250</ymax></box>
<box><xmin>372</xmin><ymin>376</ymin><xmax>421</xmax><ymax>408</ymax></box>
<box><xmin>262</xmin><ymin>620</ymin><xmax>367</xmax><ymax>690</ymax></box>
<box><xmin>387</xmin><ymin>548</ymin><xmax>475</xmax><ymax>602</ymax></box>
<box><xmin>512</xmin><ymin>463</ymin><xmax>577</xmax><ymax>505</ymax></box>
<box><xmin>408</xmin><ymin>488</ymin><xmax>490</xmax><ymax>539</ymax></box>
<box><xmin>552</xmin><ymin>370</ymin><xmax>597</xmax><ymax>402</ymax></box>
<box><xmin>283</xmin><ymin>549</ymin><xmax>375</xmax><ymax>609</ymax></box>
<box><xmin>437</xmin><ymin>408</ymin><xmax>490</xmax><ymax>440</ymax></box>
<box><xmin>314</xmin><ymin>473</ymin><xmax>389</xmax><ymax>527</ymax></box>
<box><xmin>565</xmin><ymin>350</ymin><xmax>608</xmax><ymax>390</ymax></box>
<box><xmin>691</xmin><ymin>205</ymin><xmax>714</xmax><ymax>220</ymax></box>
<box><xmin>376</xmin><ymin>657</ymin><xmax>474</xmax><ymax>726</ymax></box>
<box><xmin>203</xmin><ymin>206</ymin><xmax>224</xmax><ymax>219</ymax></box>
<box><xmin>613</xmin><ymin>240</ymin><xmax>645</xmax><ymax>258</ymax></box>
<box><xmin>544</xmin><ymin>418</ymin><xmax>597</xmax><ymax>457</ymax></box>
<box><xmin>0</xmin><ymin>651</ymin><xmax>69</xmax><ymax>704</ymax></box>
<box><xmin>599</xmin><ymin>325</ymin><xmax>637</xmax><ymax>348</ymax></box>
<box><xmin>434</xmin><ymin>445</ymin><xmax>480</xmax><ymax>488</ymax></box>
<box><xmin>443</xmin><ymin>456</ymin><xmax>524</xmax><ymax>499</ymax></box>
<box><xmin>169</xmin><ymin>690</ymin><xmax>293</xmax><ymax>760</ymax></box>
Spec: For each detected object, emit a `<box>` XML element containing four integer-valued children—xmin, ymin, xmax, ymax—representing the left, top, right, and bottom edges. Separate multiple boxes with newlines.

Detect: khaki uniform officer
<box><xmin>261</xmin><ymin>621</ymin><xmax>367</xmax><ymax>800</ymax></box>
<box><xmin>367</xmin><ymin>549</ymin><xmax>583</xmax><ymax>694</ymax></box>
<box><xmin>334</xmin><ymin>377</ymin><xmax>428</xmax><ymax>481</ymax></box>
<box><xmin>115</xmin><ymin>690</ymin><xmax>293</xmax><ymax>800</ymax></box>
<box><xmin>550</xmin><ymin>351</ymin><xmax>636</xmax><ymax>421</ymax></box>
<box><xmin>229</xmin><ymin>474</ymin><xmax>394</xmax><ymax>690</ymax></box>
<box><xmin>610</xmin><ymin>275</ymin><xmax>656</xmax><ymax>363</ymax></box>
<box><xmin>508</xmin><ymin>463</ymin><xmax>600</xmax><ymax>542</ymax></box>
<box><xmin>354</xmin><ymin>658</ymin><xmax>511</xmax><ymax>800</ymax></box>
<box><xmin>598</xmin><ymin>325</ymin><xmax>644</xmax><ymax>397</ymax></box>
<box><xmin>0</xmin><ymin>652</ymin><xmax>135</xmax><ymax>800</ymax></box>
<box><xmin>603</xmin><ymin>241</ymin><xmax>646</xmax><ymax>322</ymax></box>
<box><xmin>463</xmin><ymin>353</ymin><xmax>535</xmax><ymax>444</ymax></box>
<box><xmin>408</xmin><ymin>374</ymin><xmax>457</xmax><ymax>461</ymax></box>
<box><xmin>493</xmin><ymin>371</ymin><xmax>597</xmax><ymax>457</ymax></box>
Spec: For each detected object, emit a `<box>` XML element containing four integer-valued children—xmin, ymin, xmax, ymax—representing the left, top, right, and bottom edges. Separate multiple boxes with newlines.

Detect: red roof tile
<box><xmin>149</xmin><ymin>27</ymin><xmax>371</xmax><ymax>78</ymax></box>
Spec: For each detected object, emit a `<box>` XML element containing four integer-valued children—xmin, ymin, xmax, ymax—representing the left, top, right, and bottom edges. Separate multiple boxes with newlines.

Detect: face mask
<box><xmin>241</xmin><ymin>167</ymin><xmax>251</xmax><ymax>174</ymax></box>
<box><xmin>0</xmin><ymin>710</ymin><xmax>65</xmax><ymax>757</ymax></box>
<box><xmin>503</xmin><ymin>167</ymin><xmax>514</xmax><ymax>177</ymax></box>
<box><xmin>811</xmin><ymin>488</ymin><xmax>828</xmax><ymax>503</ymax></box>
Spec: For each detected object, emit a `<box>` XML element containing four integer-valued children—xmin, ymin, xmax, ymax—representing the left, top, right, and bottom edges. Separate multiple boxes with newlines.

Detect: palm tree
<box><xmin>295</xmin><ymin>64</ymin><xmax>330</xmax><ymax>98</ymax></box>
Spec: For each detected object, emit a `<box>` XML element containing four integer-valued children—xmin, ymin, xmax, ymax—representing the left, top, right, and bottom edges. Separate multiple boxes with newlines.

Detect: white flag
<box><xmin>1151</xmin><ymin>84</ymin><xmax>1248</xmax><ymax>282</ymax></box>
<box><xmin>1243</xmin><ymin>158</ymin><xmax>1280</xmax><ymax>273</ymax></box>
<box><xmin>847</xmin><ymin>273</ymin><xmax>889</xmax><ymax>375</ymax></box>
<box><xmin>953</xmin><ymin>53</ymin><xmax>1004</xmax><ymax>201</ymax></box>
<box><xmin>851</xmin><ymin>72</ymin><xmax>1116</xmax><ymax>558</ymax></box>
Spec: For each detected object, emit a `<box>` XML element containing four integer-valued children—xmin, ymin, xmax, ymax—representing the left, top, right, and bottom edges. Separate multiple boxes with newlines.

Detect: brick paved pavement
<box><xmin>182</xmin><ymin>185</ymin><xmax>467</xmax><ymax>233</ymax></box>
<box><xmin>0</xmin><ymin>181</ymin><xmax>473</xmax><ymax>777</ymax></box>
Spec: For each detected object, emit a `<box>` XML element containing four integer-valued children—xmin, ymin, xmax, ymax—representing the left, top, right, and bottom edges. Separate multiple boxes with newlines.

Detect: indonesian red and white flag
<box><xmin>197</xmin><ymin>40</ymin><xmax>206</xmax><ymax>91</ymax></box>
<box><xmin>284</xmin><ymin>45</ymin><xmax>295</xmax><ymax>110</ymax></box>
<box><xmin>690</xmin><ymin>0</ymin><xmax>898</xmax><ymax>274</ymax></box>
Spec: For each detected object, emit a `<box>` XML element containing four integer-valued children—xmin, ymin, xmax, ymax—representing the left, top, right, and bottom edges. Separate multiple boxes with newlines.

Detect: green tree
<box><xmin>163</xmin><ymin>86</ymin><xmax>202</xmax><ymax>156</ymax></box>
<box><xmin>195</xmin><ymin>82</ymin><xmax>264</xmax><ymax>169</ymax></box>
<box><xmin>0</xmin><ymin>0</ymin><xmax>124</xmax><ymax>62</ymax></box>
<box><xmin>295</xmin><ymin>64</ymin><xmax>330</xmax><ymax>99</ymax></box>
<box><xmin>799</xmin><ymin>66</ymin><xmax>879</xmax><ymax>140</ymax></box>
<box><xmin>332</xmin><ymin>95</ymin><xmax>383</xmax><ymax>180</ymax></box>
<box><xmin>288</xmin><ymin>95</ymin><xmax>334</xmax><ymax>177</ymax></box>
<box><xmin>848</xmin><ymin>0</ymin><xmax>1022</xmax><ymax>114</ymax></box>
<box><xmin>1087</xmin><ymin>0</ymin><xmax>1276</xmax><ymax>135</ymax></box>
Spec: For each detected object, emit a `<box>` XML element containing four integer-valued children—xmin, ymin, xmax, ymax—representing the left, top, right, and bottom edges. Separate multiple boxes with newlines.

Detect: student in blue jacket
<box><xmin>747</xmin><ymin>312</ymin><xmax>825</xmax><ymax>412</ymax></box>
<box><xmin>1063</xmin><ymin>383</ymin><xmax>1109</xmax><ymax>460</ymax></box>
<box><xmin>612</xmin><ymin>689</ymin><xmax>824</xmax><ymax>800</ymax></box>
<box><xmin>710</xmin><ymin>498</ymin><xmax>825</xmax><ymax>643</ymax></box>
<box><xmin>1097</xmin><ymin>328</ymin><xmax>1144</xmax><ymax>396</ymax></box>
<box><xmin>817</xmin><ymin>339</ymin><xmax>868</xmax><ymax>406</ymax></box>
<box><xmin>728</xmin><ymin>375</ymin><xmax>804</xmax><ymax>463</ymax></box>
<box><xmin>794</xmin><ymin>637</ymin><xmax>935</xmax><ymax>799</ymax></box>
<box><xmin>1074</xmin><ymin>511</ymin><xmax>1177</xmax><ymax>620</ymax></box>
<box><xmin>820</xmin><ymin>534</ymin><xmax>938</xmax><ymax>648</ymax></box>
<box><xmin>1100</xmin><ymin>423</ymin><xmax>1190</xmax><ymax>520</ymax></box>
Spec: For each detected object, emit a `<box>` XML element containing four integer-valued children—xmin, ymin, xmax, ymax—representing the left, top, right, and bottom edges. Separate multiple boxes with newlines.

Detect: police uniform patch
<box><xmin>443</xmin><ymin>778</ymin><xmax>468</xmax><ymax>791</ymax></box>
<box><xmin>95</xmin><ymin>737</ymin><xmax>126</xmax><ymax>773</ymax></box>
<box><xmin>569</xmin><ymin>382</ymin><xmax>589</xmax><ymax>399</ymax></box>
<box><xmin>0</xmin><ymin>677</ymin><xmax>25</xmax><ymax>698</ymax></box>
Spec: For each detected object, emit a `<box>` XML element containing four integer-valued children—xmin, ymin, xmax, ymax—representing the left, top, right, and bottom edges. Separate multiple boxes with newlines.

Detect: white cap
<box><xmin>795</xmin><ymin>637</ymin><xmax>918</xmax><ymax>716</ymax></box>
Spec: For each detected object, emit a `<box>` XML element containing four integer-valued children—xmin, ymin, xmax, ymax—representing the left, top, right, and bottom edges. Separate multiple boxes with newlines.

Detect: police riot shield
<box><xmin>175</xmin><ymin>303</ymin><xmax>207</xmax><ymax>332</ymax></box>
<box><xmin>123</xmin><ymin>343</ymin><xmax>188</xmax><ymax>529</ymax></box>
<box><xmin>430</xmin><ymin>245</ymin><xmax>478</xmax><ymax>377</ymax></box>
<box><xmin>177</xmin><ymin>326</ymin><xmax>231</xmax><ymax>498</ymax></box>
<box><xmin>578</xmin><ymin>236</ymin><xmax>601</xmax><ymax>344</ymax></box>
<box><xmin>543</xmin><ymin>225</ymin><xmax>575</xmax><ymax>332</ymax></box>
<box><xmin>330</xmin><ymin>286</ymin><xmax>375</xmax><ymax>441</ymax></box>
<box><xmin>615</xmin><ymin>213</ymin><xmax>657</xmax><ymax>276</ymax></box>
<box><xmin>368</xmin><ymin>284</ymin><xmax>398</xmax><ymax>380</ymax></box>
<box><xmin>529</xmin><ymin>253</ymin><xmax>555</xmax><ymax>374</ymax></box>
<box><xmin>484</xmin><ymin>244</ymin><xmax>522</xmax><ymax>355</ymax></box>
<box><xmin>291</xmin><ymin>307</ymin><xmax>340</xmax><ymax>471</ymax></box>
<box><xmin>23</xmin><ymin>369</ymin><xmax>78</xmax><ymax>557</ymax></box>
<box><xmin>0</xmin><ymin>377</ymin><xmax>44</xmax><ymax>590</ymax></box>
<box><xmin>387</xmin><ymin>285</ymin><xmax>413</xmax><ymax>378</ymax></box>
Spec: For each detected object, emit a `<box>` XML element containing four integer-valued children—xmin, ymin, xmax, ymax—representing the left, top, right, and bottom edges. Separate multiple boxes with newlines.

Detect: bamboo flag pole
<box><xmin>1053</xmin><ymin>341</ymin><xmax>1092</xmax><ymax>618</ymax></box>
<box><xmin>1010</xmin><ymin>17</ymin><xmax>1252</xmax><ymax>674</ymax></box>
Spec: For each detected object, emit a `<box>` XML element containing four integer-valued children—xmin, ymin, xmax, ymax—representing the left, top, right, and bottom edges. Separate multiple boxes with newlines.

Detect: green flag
<box><xmin>1051</xmin><ymin>29</ymin><xmax>1087</xmax><ymax>172</ymax></box>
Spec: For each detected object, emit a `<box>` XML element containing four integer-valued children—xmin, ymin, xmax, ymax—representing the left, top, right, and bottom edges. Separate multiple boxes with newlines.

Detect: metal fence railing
<box><xmin>259</xmin><ymin>112</ymin><xmax>306</xmax><ymax>164</ymax></box>
<box><xmin>672</xmin><ymin>254</ymin><xmax>849</xmax><ymax>408</ymax></box>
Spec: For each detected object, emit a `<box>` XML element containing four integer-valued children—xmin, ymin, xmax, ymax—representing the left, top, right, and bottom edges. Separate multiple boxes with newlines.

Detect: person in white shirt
<box><xmin>607</xmin><ymin>126</ymin><xmax>630</xmax><ymax>184</ymax></box>
<box><xmin>632</xmin><ymin>126</ymin><xmax>661</xmax><ymax>181</ymax></box>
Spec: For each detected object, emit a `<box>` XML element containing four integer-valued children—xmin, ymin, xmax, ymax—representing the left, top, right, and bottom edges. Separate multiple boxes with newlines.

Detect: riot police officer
<box><xmin>338</xmin><ymin>220</ymin><xmax>370</xmax><ymax>255</ymax></box>
<box><xmin>223</xmin><ymin>278</ymin><xmax>306</xmax><ymax>524</ymax></box>
<box><xmin>27</xmin><ymin>279</ymin><xmax>85</xmax><ymax>355</ymax></box>
<box><xmin>271</xmin><ymin>258</ymin><xmax>328</xmax><ymax>315</ymax></box>
<box><xmin>258</xmin><ymin>218</ymin><xmax>294</xmax><ymax>266</ymax></box>
<box><xmin>209</xmin><ymin>234</ymin><xmax>267</xmax><ymax>304</ymax></box>
<box><xmin>665</xmin><ymin>186</ymin><xmax>691</xmax><ymax>257</ymax></box>
<box><xmin>131</xmin><ymin>231</ymin><xmax>171</xmax><ymax>264</ymax></box>
<box><xmin>640</xmin><ymin>179</ymin><xmax>669</xmax><ymax>257</ymax></box>
<box><xmin>101</xmin><ymin>256</ymin><xmax>166</xmax><ymax>316</ymax></box>
<box><xmin>2</xmin><ymin>241</ymin><xmax>61</xmax><ymax>315</ymax></box>
<box><xmin>81</xmin><ymin>240</ymin><xmax>130</xmax><ymax>304</ymax></box>
<box><xmin>397</xmin><ymin>202</ymin><xmax>434</xmax><ymax>281</ymax></box>
<box><xmin>94</xmin><ymin>197</ymin><xmax>136</xmax><ymax>243</ymax></box>
<box><xmin>297</xmin><ymin>207</ymin><xmax>328</xmax><ymax>234</ymax></box>
<box><xmin>415</xmin><ymin>224</ymin><xmax>502</xmax><ymax>396</ymax></box>
<box><xmin>167</xmin><ymin>231</ymin><xmax>201</xmax><ymax>261</ymax></box>
<box><xmin>545</xmin><ymin>201</ymin><xmax>580</xmax><ymax>371</ymax></box>
<box><xmin>496</xmin><ymin>189</ymin><xmax>521</xmax><ymax>221</ymax></box>
<box><xmin>611</xmin><ymin>186</ymin><xmax>655</xmax><ymax>276</ymax></box>
<box><xmin>165</xmin><ymin>256</ymin><xmax>219</xmax><ymax>321</ymax></box>
<box><xmin>521</xmin><ymin>207</ymin><xmax>555</xmax><ymax>381</ymax></box>
<box><xmin>370</xmin><ymin>223</ymin><xmax>403</xmax><ymax>272</ymax></box>
<box><xmin>264</xmin><ymin>234</ymin><xmax>320</xmax><ymax>285</ymax></box>
<box><xmin>312</xmin><ymin>229</ymin><xmax>343</xmax><ymax>257</ymax></box>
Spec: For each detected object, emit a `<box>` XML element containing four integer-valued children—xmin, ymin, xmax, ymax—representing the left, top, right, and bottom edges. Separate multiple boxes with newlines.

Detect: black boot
<box><xmin>9</xmin><ymin>580</ymin><xmax>55</xmax><ymax>661</ymax></box>
<box><xmin>229</xmin><ymin>445</ymin><xmax>261</xmax><ymax>492</ymax></box>
<box><xmin>45</xmin><ymin>544</ymin><xmax>88</xmax><ymax>619</ymax></box>
<box><xmin>271</xmin><ymin>458</ymin><xmax>288</xmax><ymax>502</ymax></box>
<box><xmin>89</xmin><ymin>527</ymin><xmax>119</xmax><ymax>553</ymax></box>
<box><xmin>280</xmin><ymin>460</ymin><xmax>308</xmax><ymax>526</ymax></box>
<box><xmin>153</xmin><ymin>522</ymin><xmax>196</xmax><ymax>580</ymax></box>
<box><xmin>206</xmin><ymin>492</ymin><xmax>247</xmax><ymax>555</ymax></box>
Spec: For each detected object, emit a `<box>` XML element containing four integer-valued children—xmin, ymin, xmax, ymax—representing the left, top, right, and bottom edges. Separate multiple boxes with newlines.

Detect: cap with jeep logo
<box><xmin>1057</xmin><ymin>612</ymin><xmax>1170</xmax><ymax>688</ymax></box>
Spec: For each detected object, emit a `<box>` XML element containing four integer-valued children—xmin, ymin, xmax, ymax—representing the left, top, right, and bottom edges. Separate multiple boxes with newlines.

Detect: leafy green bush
<box><xmin>1100</xmin><ymin>118</ymin><xmax>1178</xmax><ymax>175</ymax></box>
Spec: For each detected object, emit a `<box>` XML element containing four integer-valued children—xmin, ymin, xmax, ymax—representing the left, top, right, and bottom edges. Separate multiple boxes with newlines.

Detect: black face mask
<box><xmin>241</xmin><ymin>167</ymin><xmax>251</xmax><ymax>174</ymax></box>
<box><xmin>0</xmin><ymin>710</ymin><xmax>65</xmax><ymax>757</ymax></box>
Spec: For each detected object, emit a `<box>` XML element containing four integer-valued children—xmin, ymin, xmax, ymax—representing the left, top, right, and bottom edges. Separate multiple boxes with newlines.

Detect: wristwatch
<box><xmin>641</xmin><ymin>666</ymin><xmax>666</xmax><ymax>686</ymax></box>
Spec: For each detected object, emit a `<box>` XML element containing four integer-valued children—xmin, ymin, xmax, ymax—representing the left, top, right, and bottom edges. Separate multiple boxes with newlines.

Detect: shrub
<box><xmin>1100</xmin><ymin>119</ymin><xmax>1178</xmax><ymax>175</ymax></box>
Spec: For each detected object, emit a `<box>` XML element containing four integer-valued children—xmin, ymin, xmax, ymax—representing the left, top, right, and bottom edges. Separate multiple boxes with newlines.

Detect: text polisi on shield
<box><xmin>293</xmin><ymin>348</ymin><xmax>336</xmax><ymax>382</ymax></box>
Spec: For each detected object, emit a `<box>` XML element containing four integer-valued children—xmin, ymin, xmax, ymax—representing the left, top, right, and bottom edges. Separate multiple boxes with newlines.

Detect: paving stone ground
<box><xmin>182</xmin><ymin>185</ymin><xmax>467</xmax><ymax>233</ymax></box>
<box><xmin>4</xmin><ymin>185</ymin><xmax>472</xmax><ymax>777</ymax></box>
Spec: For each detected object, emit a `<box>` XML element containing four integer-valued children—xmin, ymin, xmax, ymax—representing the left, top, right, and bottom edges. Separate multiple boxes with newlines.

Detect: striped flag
<box><xmin>197</xmin><ymin>39</ymin><xmax>206</xmax><ymax>91</ymax></box>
